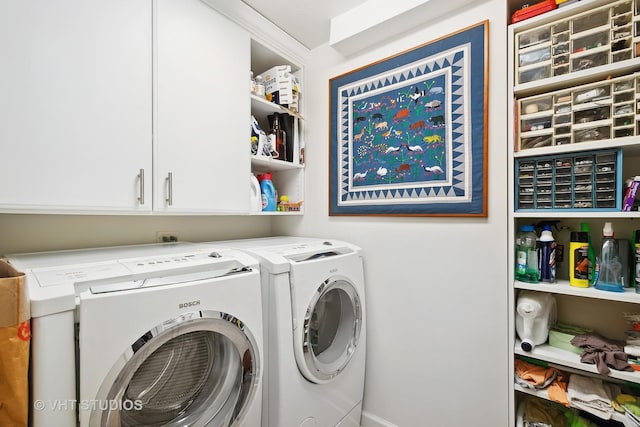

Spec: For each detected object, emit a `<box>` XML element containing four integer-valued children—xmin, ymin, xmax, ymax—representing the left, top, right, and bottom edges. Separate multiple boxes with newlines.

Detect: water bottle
<box><xmin>596</xmin><ymin>222</ymin><xmax>623</xmax><ymax>292</ymax></box>
<box><xmin>516</xmin><ymin>225</ymin><xmax>539</xmax><ymax>283</ymax></box>
<box><xmin>259</xmin><ymin>172</ymin><xmax>277</xmax><ymax>212</ymax></box>
<box><xmin>539</xmin><ymin>225</ymin><xmax>556</xmax><ymax>283</ymax></box>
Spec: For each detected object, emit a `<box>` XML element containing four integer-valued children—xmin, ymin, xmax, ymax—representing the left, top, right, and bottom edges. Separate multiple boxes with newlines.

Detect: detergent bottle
<box><xmin>259</xmin><ymin>173</ymin><xmax>277</xmax><ymax>212</ymax></box>
<box><xmin>515</xmin><ymin>291</ymin><xmax>557</xmax><ymax>352</ymax></box>
<box><xmin>569</xmin><ymin>231</ymin><xmax>589</xmax><ymax>288</ymax></box>
<box><xmin>580</xmin><ymin>223</ymin><xmax>596</xmax><ymax>285</ymax></box>
<box><xmin>250</xmin><ymin>174</ymin><xmax>261</xmax><ymax>213</ymax></box>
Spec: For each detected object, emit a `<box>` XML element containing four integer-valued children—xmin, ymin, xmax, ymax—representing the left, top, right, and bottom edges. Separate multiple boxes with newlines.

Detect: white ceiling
<box><xmin>241</xmin><ymin>0</ymin><xmax>370</xmax><ymax>49</ymax></box>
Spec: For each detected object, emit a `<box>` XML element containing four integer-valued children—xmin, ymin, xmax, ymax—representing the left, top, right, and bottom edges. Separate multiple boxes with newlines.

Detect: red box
<box><xmin>512</xmin><ymin>0</ymin><xmax>557</xmax><ymax>24</ymax></box>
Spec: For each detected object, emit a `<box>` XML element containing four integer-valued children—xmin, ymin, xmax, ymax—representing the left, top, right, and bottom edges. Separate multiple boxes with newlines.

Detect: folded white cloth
<box><xmin>567</xmin><ymin>374</ymin><xmax>619</xmax><ymax>420</ymax></box>
<box><xmin>625</xmin><ymin>345</ymin><xmax>640</xmax><ymax>357</ymax></box>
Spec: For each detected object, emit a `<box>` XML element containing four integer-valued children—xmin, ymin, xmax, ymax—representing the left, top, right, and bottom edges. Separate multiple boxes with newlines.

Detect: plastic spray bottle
<box><xmin>595</xmin><ymin>222</ymin><xmax>623</xmax><ymax>292</ymax></box>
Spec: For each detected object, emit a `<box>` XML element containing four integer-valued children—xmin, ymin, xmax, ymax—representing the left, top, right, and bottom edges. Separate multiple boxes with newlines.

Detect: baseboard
<box><xmin>361</xmin><ymin>411</ymin><xmax>398</xmax><ymax>427</ymax></box>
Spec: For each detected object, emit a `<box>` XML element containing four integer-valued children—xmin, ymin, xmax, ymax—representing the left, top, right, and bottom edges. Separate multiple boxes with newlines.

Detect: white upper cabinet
<box><xmin>0</xmin><ymin>0</ymin><xmax>294</xmax><ymax>215</ymax></box>
<box><xmin>0</xmin><ymin>0</ymin><xmax>153</xmax><ymax>212</ymax></box>
<box><xmin>154</xmin><ymin>0</ymin><xmax>250</xmax><ymax>214</ymax></box>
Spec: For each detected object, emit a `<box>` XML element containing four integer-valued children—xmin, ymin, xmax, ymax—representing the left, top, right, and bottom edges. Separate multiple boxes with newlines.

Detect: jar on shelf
<box><xmin>254</xmin><ymin>75</ymin><xmax>265</xmax><ymax>97</ymax></box>
<box><xmin>250</xmin><ymin>71</ymin><xmax>256</xmax><ymax>94</ymax></box>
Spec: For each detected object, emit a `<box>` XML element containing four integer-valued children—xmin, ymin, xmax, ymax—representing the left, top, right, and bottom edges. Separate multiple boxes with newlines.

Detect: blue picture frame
<box><xmin>329</xmin><ymin>21</ymin><xmax>488</xmax><ymax>216</ymax></box>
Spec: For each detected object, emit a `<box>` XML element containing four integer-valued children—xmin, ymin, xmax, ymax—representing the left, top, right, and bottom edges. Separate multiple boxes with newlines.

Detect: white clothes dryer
<box><xmin>7</xmin><ymin>243</ymin><xmax>263</xmax><ymax>427</ymax></box>
<box><xmin>213</xmin><ymin>237</ymin><xmax>366</xmax><ymax>427</ymax></box>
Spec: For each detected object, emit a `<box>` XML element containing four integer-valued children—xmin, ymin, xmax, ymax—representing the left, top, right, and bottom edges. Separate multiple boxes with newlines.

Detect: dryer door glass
<box><xmin>301</xmin><ymin>279</ymin><xmax>362</xmax><ymax>383</ymax></box>
<box><xmin>93</xmin><ymin>311</ymin><xmax>259</xmax><ymax>427</ymax></box>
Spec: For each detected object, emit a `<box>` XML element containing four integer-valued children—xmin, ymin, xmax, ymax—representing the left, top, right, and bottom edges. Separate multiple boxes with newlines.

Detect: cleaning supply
<box><xmin>249</xmin><ymin>174</ymin><xmax>261</xmax><ymax>212</ymax></box>
<box><xmin>515</xmin><ymin>225</ymin><xmax>539</xmax><ymax>283</ymax></box>
<box><xmin>595</xmin><ymin>222</ymin><xmax>623</xmax><ymax>292</ymax></box>
<box><xmin>569</xmin><ymin>231</ymin><xmax>590</xmax><ymax>288</ymax></box>
<box><xmin>635</xmin><ymin>230</ymin><xmax>640</xmax><ymax>293</ymax></box>
<box><xmin>515</xmin><ymin>290</ymin><xmax>556</xmax><ymax>351</ymax></box>
<box><xmin>539</xmin><ymin>225</ymin><xmax>556</xmax><ymax>283</ymax></box>
<box><xmin>581</xmin><ymin>223</ymin><xmax>596</xmax><ymax>285</ymax></box>
<box><xmin>259</xmin><ymin>172</ymin><xmax>276</xmax><ymax>212</ymax></box>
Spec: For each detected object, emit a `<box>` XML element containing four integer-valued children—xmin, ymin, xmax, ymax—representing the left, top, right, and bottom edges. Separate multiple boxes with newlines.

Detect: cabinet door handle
<box><xmin>166</xmin><ymin>172</ymin><xmax>173</xmax><ymax>206</ymax></box>
<box><xmin>137</xmin><ymin>169</ymin><xmax>145</xmax><ymax>205</ymax></box>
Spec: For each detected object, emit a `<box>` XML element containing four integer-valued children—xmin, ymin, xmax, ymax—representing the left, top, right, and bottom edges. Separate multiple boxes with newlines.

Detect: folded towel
<box><xmin>515</xmin><ymin>359</ymin><xmax>568</xmax><ymax>406</ymax></box>
<box><xmin>567</xmin><ymin>374</ymin><xmax>619</xmax><ymax>420</ymax></box>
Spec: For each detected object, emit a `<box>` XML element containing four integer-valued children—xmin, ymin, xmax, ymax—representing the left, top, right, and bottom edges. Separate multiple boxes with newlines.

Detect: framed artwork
<box><xmin>329</xmin><ymin>21</ymin><xmax>488</xmax><ymax>216</ymax></box>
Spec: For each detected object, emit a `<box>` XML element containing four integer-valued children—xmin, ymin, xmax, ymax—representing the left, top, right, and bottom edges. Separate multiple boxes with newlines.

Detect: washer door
<box><xmin>297</xmin><ymin>277</ymin><xmax>362</xmax><ymax>384</ymax></box>
<box><xmin>91</xmin><ymin>310</ymin><xmax>259</xmax><ymax>427</ymax></box>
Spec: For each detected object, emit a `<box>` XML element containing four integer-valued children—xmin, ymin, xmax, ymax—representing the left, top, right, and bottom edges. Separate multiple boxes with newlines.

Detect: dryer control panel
<box><xmin>32</xmin><ymin>251</ymin><xmax>240</xmax><ymax>289</ymax></box>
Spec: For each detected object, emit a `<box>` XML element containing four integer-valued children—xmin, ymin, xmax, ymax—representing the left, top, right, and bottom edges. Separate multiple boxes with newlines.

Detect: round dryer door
<box><xmin>91</xmin><ymin>310</ymin><xmax>259</xmax><ymax>427</ymax></box>
<box><xmin>300</xmin><ymin>277</ymin><xmax>362</xmax><ymax>383</ymax></box>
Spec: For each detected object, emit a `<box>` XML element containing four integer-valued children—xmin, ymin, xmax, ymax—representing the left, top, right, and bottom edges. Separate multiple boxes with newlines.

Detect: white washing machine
<box><xmin>211</xmin><ymin>237</ymin><xmax>366</xmax><ymax>427</ymax></box>
<box><xmin>6</xmin><ymin>243</ymin><xmax>263</xmax><ymax>427</ymax></box>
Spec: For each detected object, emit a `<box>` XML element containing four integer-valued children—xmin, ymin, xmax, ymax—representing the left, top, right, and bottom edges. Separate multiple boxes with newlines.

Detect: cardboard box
<box><xmin>261</xmin><ymin>65</ymin><xmax>300</xmax><ymax>107</ymax></box>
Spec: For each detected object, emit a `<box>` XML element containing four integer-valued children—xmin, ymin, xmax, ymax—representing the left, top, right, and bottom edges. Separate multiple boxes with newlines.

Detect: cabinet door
<box><xmin>155</xmin><ymin>0</ymin><xmax>250</xmax><ymax>213</ymax></box>
<box><xmin>0</xmin><ymin>0</ymin><xmax>152</xmax><ymax>212</ymax></box>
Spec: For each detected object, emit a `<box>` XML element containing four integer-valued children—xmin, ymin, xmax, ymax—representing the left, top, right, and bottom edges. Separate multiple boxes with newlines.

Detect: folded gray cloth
<box><xmin>571</xmin><ymin>333</ymin><xmax>632</xmax><ymax>375</ymax></box>
<box><xmin>567</xmin><ymin>374</ymin><xmax>619</xmax><ymax>420</ymax></box>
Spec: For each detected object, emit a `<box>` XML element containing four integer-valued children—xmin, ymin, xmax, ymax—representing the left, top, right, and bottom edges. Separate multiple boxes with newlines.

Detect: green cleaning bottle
<box><xmin>581</xmin><ymin>223</ymin><xmax>596</xmax><ymax>285</ymax></box>
<box><xmin>515</xmin><ymin>225</ymin><xmax>539</xmax><ymax>283</ymax></box>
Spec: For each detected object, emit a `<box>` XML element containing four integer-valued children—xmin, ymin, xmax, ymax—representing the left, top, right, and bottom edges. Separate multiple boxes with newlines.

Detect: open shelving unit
<box><xmin>250</xmin><ymin>40</ymin><xmax>305</xmax><ymax>215</ymax></box>
<box><xmin>508</xmin><ymin>0</ymin><xmax>640</xmax><ymax>424</ymax></box>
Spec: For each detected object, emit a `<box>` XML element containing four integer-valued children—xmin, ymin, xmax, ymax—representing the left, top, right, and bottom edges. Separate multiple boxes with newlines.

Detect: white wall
<box><xmin>273</xmin><ymin>1</ymin><xmax>510</xmax><ymax>425</ymax></box>
<box><xmin>0</xmin><ymin>1</ymin><xmax>510</xmax><ymax>425</ymax></box>
<box><xmin>0</xmin><ymin>214</ymin><xmax>272</xmax><ymax>254</ymax></box>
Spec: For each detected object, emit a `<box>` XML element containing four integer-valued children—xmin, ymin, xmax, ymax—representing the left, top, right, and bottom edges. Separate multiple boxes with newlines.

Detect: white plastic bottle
<box><xmin>249</xmin><ymin>174</ymin><xmax>261</xmax><ymax>213</ymax></box>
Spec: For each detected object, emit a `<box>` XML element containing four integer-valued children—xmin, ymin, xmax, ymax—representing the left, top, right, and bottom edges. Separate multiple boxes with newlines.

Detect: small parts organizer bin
<box><xmin>517</xmin><ymin>73</ymin><xmax>639</xmax><ymax>151</ymax></box>
<box><xmin>516</xmin><ymin>149</ymin><xmax>622</xmax><ymax>211</ymax></box>
<box><xmin>515</xmin><ymin>0</ymin><xmax>637</xmax><ymax>86</ymax></box>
